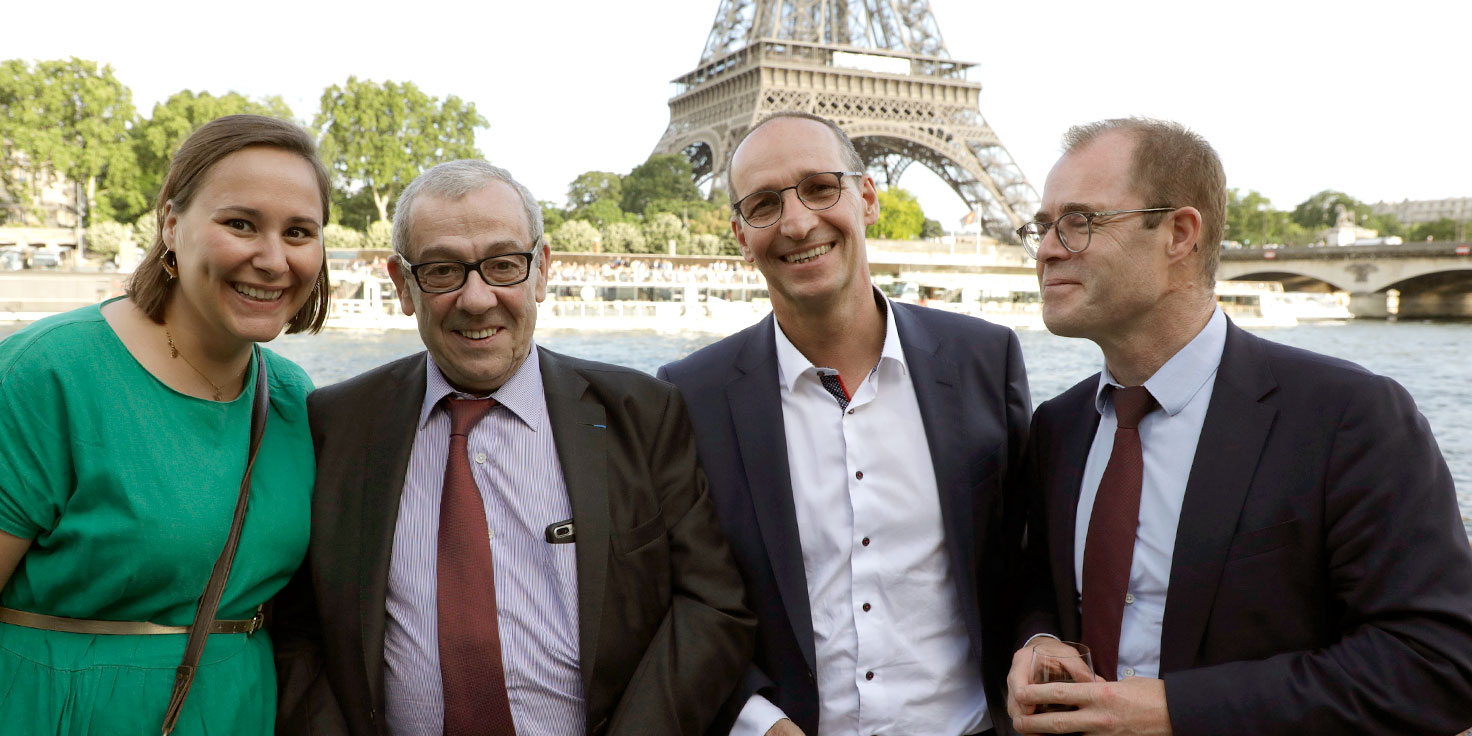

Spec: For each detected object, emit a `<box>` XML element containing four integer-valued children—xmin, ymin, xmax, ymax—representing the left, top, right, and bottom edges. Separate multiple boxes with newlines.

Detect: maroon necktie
<box><xmin>1081</xmin><ymin>385</ymin><xmax>1157</xmax><ymax>681</ymax></box>
<box><xmin>437</xmin><ymin>397</ymin><xmax>516</xmax><ymax>735</ymax></box>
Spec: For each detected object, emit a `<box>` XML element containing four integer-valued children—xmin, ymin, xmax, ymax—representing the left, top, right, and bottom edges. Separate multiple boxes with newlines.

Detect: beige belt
<box><xmin>0</xmin><ymin>605</ymin><xmax>264</xmax><ymax>636</ymax></box>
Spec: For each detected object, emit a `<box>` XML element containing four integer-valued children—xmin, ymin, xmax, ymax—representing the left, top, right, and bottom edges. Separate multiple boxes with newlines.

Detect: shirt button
<box><xmin>1125</xmin><ymin>593</ymin><xmax>1135</xmax><ymax>605</ymax></box>
<box><xmin>1122</xmin><ymin>667</ymin><xmax>1135</xmax><ymax>677</ymax></box>
<box><xmin>865</xmin><ymin>671</ymin><xmax>874</xmax><ymax>681</ymax></box>
<box><xmin>474</xmin><ymin>452</ymin><xmax>487</xmax><ymax>464</ymax></box>
<box><xmin>861</xmin><ymin>537</ymin><xmax>870</xmax><ymax>547</ymax></box>
<box><xmin>862</xmin><ymin>602</ymin><xmax>871</xmax><ymax>612</ymax></box>
<box><xmin>847</xmin><ymin>408</ymin><xmax>855</xmax><ymax>415</ymax></box>
<box><xmin>855</xmin><ymin>470</ymin><xmax>863</xmax><ymax>480</ymax></box>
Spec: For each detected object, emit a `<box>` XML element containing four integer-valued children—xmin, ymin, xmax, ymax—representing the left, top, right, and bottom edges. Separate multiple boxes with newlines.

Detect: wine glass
<box><xmin>1029</xmin><ymin>640</ymin><xmax>1093</xmax><ymax>714</ymax></box>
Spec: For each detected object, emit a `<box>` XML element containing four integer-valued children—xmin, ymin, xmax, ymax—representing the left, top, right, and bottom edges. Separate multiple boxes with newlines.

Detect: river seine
<box><xmin>2</xmin><ymin>317</ymin><xmax>1468</xmax><ymax>537</ymax></box>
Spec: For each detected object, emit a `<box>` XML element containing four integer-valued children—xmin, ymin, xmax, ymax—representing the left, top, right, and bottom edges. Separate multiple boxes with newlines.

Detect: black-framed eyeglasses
<box><xmin>1016</xmin><ymin>207</ymin><xmax>1178</xmax><ymax>259</ymax></box>
<box><xmin>401</xmin><ymin>249</ymin><xmax>537</xmax><ymax>293</ymax></box>
<box><xmin>732</xmin><ymin>171</ymin><xmax>865</xmax><ymax>228</ymax></box>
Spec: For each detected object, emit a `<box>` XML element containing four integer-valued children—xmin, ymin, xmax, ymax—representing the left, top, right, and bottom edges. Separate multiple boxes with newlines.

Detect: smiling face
<box><xmin>729</xmin><ymin>117</ymin><xmax>879</xmax><ymax>317</ymax></box>
<box><xmin>162</xmin><ymin>145</ymin><xmax>324</xmax><ymax>350</ymax></box>
<box><xmin>388</xmin><ymin>181</ymin><xmax>548</xmax><ymax>394</ymax></box>
<box><xmin>1035</xmin><ymin>130</ymin><xmax>1172</xmax><ymax>346</ymax></box>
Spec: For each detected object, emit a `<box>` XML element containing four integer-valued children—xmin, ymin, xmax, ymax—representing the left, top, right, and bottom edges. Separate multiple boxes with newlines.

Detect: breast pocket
<box><xmin>611</xmin><ymin>512</ymin><xmax>667</xmax><ymax>555</ymax></box>
<box><xmin>1226</xmin><ymin>518</ymin><xmax>1301</xmax><ymax>561</ymax></box>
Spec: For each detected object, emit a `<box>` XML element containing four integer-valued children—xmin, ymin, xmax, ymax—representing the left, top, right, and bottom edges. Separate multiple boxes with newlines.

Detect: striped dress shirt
<box><xmin>384</xmin><ymin>345</ymin><xmax>585</xmax><ymax>735</ymax></box>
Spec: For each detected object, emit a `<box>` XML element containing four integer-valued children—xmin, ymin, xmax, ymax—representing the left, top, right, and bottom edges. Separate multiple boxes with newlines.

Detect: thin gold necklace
<box><xmin>165</xmin><ymin>328</ymin><xmax>245</xmax><ymax>401</ymax></box>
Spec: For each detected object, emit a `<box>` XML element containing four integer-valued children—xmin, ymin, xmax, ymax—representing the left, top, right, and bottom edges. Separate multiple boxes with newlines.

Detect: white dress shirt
<box><xmin>734</xmin><ymin>296</ymin><xmax>989</xmax><ymax>736</ymax></box>
<box><xmin>384</xmin><ymin>345</ymin><xmax>585</xmax><ymax>735</ymax></box>
<box><xmin>1073</xmin><ymin>308</ymin><xmax>1226</xmax><ymax>680</ymax></box>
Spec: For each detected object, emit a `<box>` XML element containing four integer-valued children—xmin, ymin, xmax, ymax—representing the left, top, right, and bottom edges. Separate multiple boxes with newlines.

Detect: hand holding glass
<box><xmin>1029</xmin><ymin>640</ymin><xmax>1094</xmax><ymax>714</ymax></box>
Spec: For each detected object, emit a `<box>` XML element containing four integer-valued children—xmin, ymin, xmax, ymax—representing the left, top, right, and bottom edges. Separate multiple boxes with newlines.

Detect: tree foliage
<box><xmin>125</xmin><ymin>90</ymin><xmax>294</xmax><ymax>222</ymax></box>
<box><xmin>920</xmin><ymin>218</ymin><xmax>944</xmax><ymax>239</ymax></box>
<box><xmin>0</xmin><ymin>58</ymin><xmax>136</xmax><ymax>230</ymax></box>
<box><xmin>620</xmin><ymin>154</ymin><xmax>699</xmax><ymax>215</ymax></box>
<box><xmin>1290</xmin><ymin>189</ymin><xmax>1372</xmax><ymax>230</ymax></box>
<box><xmin>365</xmin><ymin>219</ymin><xmax>393</xmax><ymax>251</ymax></box>
<box><xmin>567</xmin><ymin>171</ymin><xmax>622</xmax><ymax>210</ymax></box>
<box><xmin>868</xmin><ymin>187</ymin><xmax>925</xmax><ymax>240</ymax></box>
<box><xmin>84</xmin><ymin>220</ymin><xmax>132</xmax><ymax>260</ymax></box>
<box><xmin>324</xmin><ymin>223</ymin><xmax>366</xmax><ymax>251</ymax></box>
<box><xmin>601</xmin><ymin>221</ymin><xmax>647</xmax><ymax>253</ymax></box>
<box><xmin>1407</xmin><ymin>217</ymin><xmax>1460</xmax><ymax>242</ymax></box>
<box><xmin>643</xmin><ymin>212</ymin><xmax>688</xmax><ymax>254</ymax></box>
<box><xmin>314</xmin><ymin>77</ymin><xmax>486</xmax><ymax>223</ymax></box>
<box><xmin>552</xmin><ymin>219</ymin><xmax>600</xmax><ymax>252</ymax></box>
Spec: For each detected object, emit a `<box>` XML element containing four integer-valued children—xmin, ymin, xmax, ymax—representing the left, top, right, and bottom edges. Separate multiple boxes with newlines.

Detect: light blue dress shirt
<box><xmin>1073</xmin><ymin>308</ymin><xmax>1227</xmax><ymax>680</ymax></box>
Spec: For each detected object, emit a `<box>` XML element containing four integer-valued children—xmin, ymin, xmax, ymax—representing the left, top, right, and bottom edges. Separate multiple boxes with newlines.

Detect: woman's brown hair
<box><xmin>127</xmin><ymin>114</ymin><xmax>333</xmax><ymax>333</ymax></box>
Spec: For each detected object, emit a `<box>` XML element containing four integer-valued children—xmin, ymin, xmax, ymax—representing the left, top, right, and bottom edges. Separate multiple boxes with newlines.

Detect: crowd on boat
<box><xmin>547</xmin><ymin>258</ymin><xmax>765</xmax><ymax>286</ymax></box>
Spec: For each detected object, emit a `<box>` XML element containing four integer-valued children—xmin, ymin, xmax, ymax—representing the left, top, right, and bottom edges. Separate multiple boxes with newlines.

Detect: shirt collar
<box><xmin>773</xmin><ymin>288</ymin><xmax>908</xmax><ymax>393</ymax></box>
<box><xmin>1095</xmin><ymin>307</ymin><xmax>1227</xmax><ymax>418</ymax></box>
<box><xmin>419</xmin><ymin>341</ymin><xmax>545</xmax><ymax>431</ymax></box>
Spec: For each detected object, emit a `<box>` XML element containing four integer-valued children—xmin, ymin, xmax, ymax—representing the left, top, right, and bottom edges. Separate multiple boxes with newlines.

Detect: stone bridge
<box><xmin>1218</xmin><ymin>242</ymin><xmax>1472</xmax><ymax>318</ymax></box>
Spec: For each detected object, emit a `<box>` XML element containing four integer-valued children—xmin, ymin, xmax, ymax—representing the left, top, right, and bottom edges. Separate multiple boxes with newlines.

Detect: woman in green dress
<box><xmin>0</xmin><ymin>114</ymin><xmax>331</xmax><ymax>735</ymax></box>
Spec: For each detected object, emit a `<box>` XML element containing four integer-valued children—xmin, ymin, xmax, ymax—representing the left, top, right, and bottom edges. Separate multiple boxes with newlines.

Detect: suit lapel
<box><xmin>727</xmin><ymin>316</ymin><xmax>817</xmax><ymax>672</ymax></box>
<box><xmin>358</xmin><ymin>355</ymin><xmax>427</xmax><ymax>714</ymax></box>
<box><xmin>893</xmin><ymin>307</ymin><xmax>982</xmax><ymax>634</ymax></box>
<box><xmin>1159</xmin><ymin>322</ymin><xmax>1277</xmax><ymax>673</ymax></box>
<box><xmin>538</xmin><ymin>349</ymin><xmax>610</xmax><ymax>696</ymax></box>
<box><xmin>1046</xmin><ymin>383</ymin><xmax>1100</xmax><ymax>640</ymax></box>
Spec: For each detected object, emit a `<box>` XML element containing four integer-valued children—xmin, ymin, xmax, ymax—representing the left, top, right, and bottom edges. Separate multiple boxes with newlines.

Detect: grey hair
<box><xmin>391</xmin><ymin>159</ymin><xmax>544</xmax><ymax>259</ymax></box>
<box><xmin>724</xmin><ymin>111</ymin><xmax>865</xmax><ymax>206</ymax></box>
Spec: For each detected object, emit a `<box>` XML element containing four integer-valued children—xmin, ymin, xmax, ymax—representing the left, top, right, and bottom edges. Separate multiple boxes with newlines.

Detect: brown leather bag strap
<box><xmin>161</xmin><ymin>347</ymin><xmax>269</xmax><ymax>735</ymax></box>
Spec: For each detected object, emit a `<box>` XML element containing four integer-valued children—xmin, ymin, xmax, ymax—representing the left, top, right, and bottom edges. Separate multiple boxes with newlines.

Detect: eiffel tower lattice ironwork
<box><xmin>652</xmin><ymin>0</ymin><xmax>1039</xmax><ymax>239</ymax></box>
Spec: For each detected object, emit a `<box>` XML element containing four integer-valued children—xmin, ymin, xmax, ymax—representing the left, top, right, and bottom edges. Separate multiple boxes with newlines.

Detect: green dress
<box><xmin>0</xmin><ymin>301</ymin><xmax>315</xmax><ymax>735</ymax></box>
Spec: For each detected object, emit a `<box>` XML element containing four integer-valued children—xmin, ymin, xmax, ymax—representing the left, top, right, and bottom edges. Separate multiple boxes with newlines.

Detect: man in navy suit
<box><xmin>659</xmin><ymin>112</ymin><xmax>1031</xmax><ymax>736</ymax></box>
<box><xmin>1005</xmin><ymin>117</ymin><xmax>1472</xmax><ymax>735</ymax></box>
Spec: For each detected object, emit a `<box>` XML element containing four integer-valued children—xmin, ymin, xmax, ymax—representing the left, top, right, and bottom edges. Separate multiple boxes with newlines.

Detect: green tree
<box><xmin>134</xmin><ymin>211</ymin><xmax>158</xmax><ymax>248</ymax></box>
<box><xmin>643</xmin><ymin>212</ymin><xmax>688</xmax><ymax>254</ymax></box>
<box><xmin>540</xmin><ymin>201</ymin><xmax>566</xmax><ymax>233</ymax></box>
<box><xmin>552</xmin><ymin>219</ymin><xmax>600</xmax><ymax>252</ymax></box>
<box><xmin>324</xmin><ymin>223</ymin><xmax>366</xmax><ymax>251</ymax></box>
<box><xmin>127</xmin><ymin>90</ymin><xmax>295</xmax><ymax>222</ymax></box>
<box><xmin>1362</xmin><ymin>212</ymin><xmax>1404</xmax><ymax>238</ymax></box>
<box><xmin>601</xmin><ymin>221</ymin><xmax>647</xmax><ymax>253</ymax></box>
<box><xmin>920</xmin><ymin>218</ymin><xmax>944</xmax><ymax>239</ymax></box>
<box><xmin>314</xmin><ymin>76</ymin><xmax>487</xmax><ymax>223</ymax></box>
<box><xmin>365</xmin><ymin>219</ymin><xmax>393</xmax><ymax>251</ymax></box>
<box><xmin>1225</xmin><ymin>189</ymin><xmax>1278</xmax><ymax>246</ymax></box>
<box><xmin>0</xmin><ymin>58</ymin><xmax>136</xmax><ymax>237</ymax></box>
<box><xmin>572</xmin><ymin>198</ymin><xmax>628</xmax><ymax>227</ymax></box>
<box><xmin>85</xmin><ymin>220</ymin><xmax>132</xmax><ymax>261</ymax></box>
<box><xmin>1408</xmin><ymin>218</ymin><xmax>1458</xmax><ymax>242</ymax></box>
<box><xmin>1290</xmin><ymin>190</ymin><xmax>1371</xmax><ymax>230</ymax></box>
<box><xmin>332</xmin><ymin>185</ymin><xmax>380</xmax><ymax>230</ymax></box>
<box><xmin>567</xmin><ymin>171</ymin><xmax>622</xmax><ymax>210</ymax></box>
<box><xmin>686</xmin><ymin>233</ymin><xmax>724</xmax><ymax>256</ymax></box>
<box><xmin>620</xmin><ymin>154</ymin><xmax>699</xmax><ymax>215</ymax></box>
<box><xmin>868</xmin><ymin>187</ymin><xmax>925</xmax><ymax>240</ymax></box>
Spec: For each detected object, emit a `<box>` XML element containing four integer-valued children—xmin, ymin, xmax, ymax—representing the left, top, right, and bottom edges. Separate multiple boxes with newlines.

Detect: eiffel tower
<box><xmin>652</xmin><ymin>0</ymin><xmax>1039</xmax><ymax>239</ymax></box>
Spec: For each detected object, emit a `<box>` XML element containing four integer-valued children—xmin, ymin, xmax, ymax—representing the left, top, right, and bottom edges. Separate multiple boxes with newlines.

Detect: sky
<box><xmin>11</xmin><ymin>0</ymin><xmax>1469</xmax><ymax>229</ymax></box>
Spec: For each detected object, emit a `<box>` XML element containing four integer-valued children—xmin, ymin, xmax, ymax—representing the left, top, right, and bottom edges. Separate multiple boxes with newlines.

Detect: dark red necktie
<box><xmin>1081</xmin><ymin>386</ymin><xmax>1157</xmax><ymax>681</ymax></box>
<box><xmin>437</xmin><ymin>397</ymin><xmax>516</xmax><ymax>735</ymax></box>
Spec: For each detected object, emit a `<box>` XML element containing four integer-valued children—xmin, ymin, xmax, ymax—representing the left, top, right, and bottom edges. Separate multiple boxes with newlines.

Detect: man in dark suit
<box><xmin>1005</xmin><ymin>118</ymin><xmax>1472</xmax><ymax>735</ymax></box>
<box><xmin>275</xmin><ymin>160</ymin><xmax>754</xmax><ymax>735</ymax></box>
<box><xmin>659</xmin><ymin>112</ymin><xmax>1031</xmax><ymax>736</ymax></box>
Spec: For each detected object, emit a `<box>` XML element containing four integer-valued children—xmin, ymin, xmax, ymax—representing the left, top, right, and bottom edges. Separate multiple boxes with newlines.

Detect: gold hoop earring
<box><xmin>161</xmin><ymin>250</ymin><xmax>179</xmax><ymax>279</ymax></box>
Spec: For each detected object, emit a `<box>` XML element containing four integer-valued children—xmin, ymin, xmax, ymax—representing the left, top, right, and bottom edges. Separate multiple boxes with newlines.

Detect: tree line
<box><xmin>1225</xmin><ymin>188</ymin><xmax>1462</xmax><ymax>247</ymax></box>
<box><xmin>18</xmin><ymin>57</ymin><xmax>1452</xmax><ymax>263</ymax></box>
<box><xmin>0</xmin><ymin>57</ymin><xmax>944</xmax><ymax>263</ymax></box>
